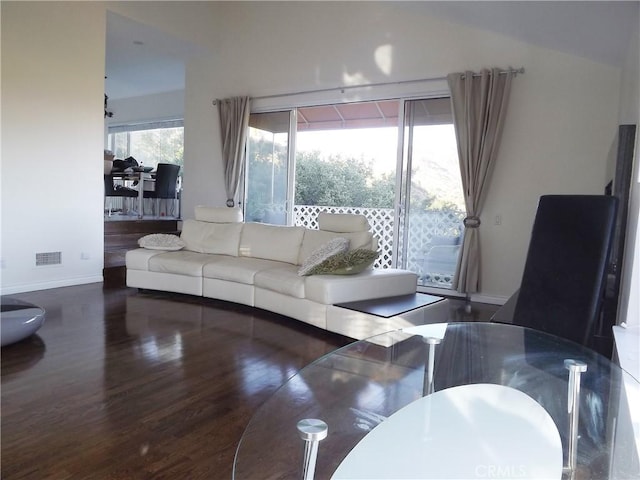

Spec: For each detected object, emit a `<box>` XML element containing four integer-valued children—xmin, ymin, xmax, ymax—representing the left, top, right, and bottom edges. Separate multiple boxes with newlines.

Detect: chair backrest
<box><xmin>512</xmin><ymin>195</ymin><xmax>617</xmax><ymax>347</ymax></box>
<box><xmin>153</xmin><ymin>163</ymin><xmax>180</xmax><ymax>198</ymax></box>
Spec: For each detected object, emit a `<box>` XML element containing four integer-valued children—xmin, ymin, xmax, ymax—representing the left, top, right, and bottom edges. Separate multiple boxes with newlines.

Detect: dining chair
<box><xmin>104</xmin><ymin>175</ymin><xmax>138</xmax><ymax>216</ymax></box>
<box><xmin>143</xmin><ymin>163</ymin><xmax>180</xmax><ymax>217</ymax></box>
<box><xmin>491</xmin><ymin>195</ymin><xmax>618</xmax><ymax>353</ymax></box>
<box><xmin>489</xmin><ymin>196</ymin><xmax>618</xmax><ymax>473</ymax></box>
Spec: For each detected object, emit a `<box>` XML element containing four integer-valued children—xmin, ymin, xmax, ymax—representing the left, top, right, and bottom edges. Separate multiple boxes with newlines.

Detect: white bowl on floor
<box><xmin>1</xmin><ymin>298</ymin><xmax>46</xmax><ymax>347</ymax></box>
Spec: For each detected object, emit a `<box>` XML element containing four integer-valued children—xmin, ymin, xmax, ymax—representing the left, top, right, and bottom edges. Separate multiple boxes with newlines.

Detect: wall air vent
<box><xmin>35</xmin><ymin>251</ymin><xmax>62</xmax><ymax>266</ymax></box>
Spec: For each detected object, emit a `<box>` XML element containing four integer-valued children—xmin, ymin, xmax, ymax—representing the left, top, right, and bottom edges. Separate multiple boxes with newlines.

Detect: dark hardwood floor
<box><xmin>1</xmin><ymin>284</ymin><xmax>352</xmax><ymax>479</ymax></box>
<box><xmin>1</xmin><ymin>284</ymin><xmax>497</xmax><ymax>479</ymax></box>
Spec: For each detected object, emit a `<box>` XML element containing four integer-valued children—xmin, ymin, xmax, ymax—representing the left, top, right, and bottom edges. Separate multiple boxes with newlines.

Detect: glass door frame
<box><xmin>395</xmin><ymin>96</ymin><xmax>465</xmax><ymax>291</ymax></box>
<box><xmin>241</xmin><ymin>108</ymin><xmax>295</xmax><ymax>224</ymax></box>
<box><xmin>284</xmin><ymin>109</ymin><xmax>297</xmax><ymax>225</ymax></box>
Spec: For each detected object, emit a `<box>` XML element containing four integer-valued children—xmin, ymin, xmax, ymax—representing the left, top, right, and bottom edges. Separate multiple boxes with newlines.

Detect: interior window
<box><xmin>107</xmin><ymin>120</ymin><xmax>184</xmax><ymax>171</ymax></box>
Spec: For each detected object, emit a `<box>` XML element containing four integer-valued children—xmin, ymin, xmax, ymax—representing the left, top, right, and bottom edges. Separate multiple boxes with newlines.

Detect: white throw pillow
<box><xmin>298</xmin><ymin>237</ymin><xmax>350</xmax><ymax>276</ymax></box>
<box><xmin>138</xmin><ymin>233</ymin><xmax>186</xmax><ymax>251</ymax></box>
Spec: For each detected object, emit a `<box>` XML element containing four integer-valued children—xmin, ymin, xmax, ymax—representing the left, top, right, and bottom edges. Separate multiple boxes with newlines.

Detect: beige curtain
<box><xmin>218</xmin><ymin>96</ymin><xmax>251</xmax><ymax>207</ymax></box>
<box><xmin>448</xmin><ymin>68</ymin><xmax>514</xmax><ymax>293</ymax></box>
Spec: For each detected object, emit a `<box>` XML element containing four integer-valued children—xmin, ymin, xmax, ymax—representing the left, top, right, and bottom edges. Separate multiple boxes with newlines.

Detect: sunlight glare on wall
<box><xmin>375</xmin><ymin>44</ymin><xmax>393</xmax><ymax>76</ymax></box>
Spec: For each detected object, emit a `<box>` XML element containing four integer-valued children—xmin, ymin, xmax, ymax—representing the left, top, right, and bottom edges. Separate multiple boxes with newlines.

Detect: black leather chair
<box><xmin>104</xmin><ymin>175</ymin><xmax>138</xmax><ymax>216</ymax></box>
<box><xmin>143</xmin><ymin>163</ymin><xmax>180</xmax><ymax>217</ymax></box>
<box><xmin>492</xmin><ymin>195</ymin><xmax>618</xmax><ymax>352</ymax></box>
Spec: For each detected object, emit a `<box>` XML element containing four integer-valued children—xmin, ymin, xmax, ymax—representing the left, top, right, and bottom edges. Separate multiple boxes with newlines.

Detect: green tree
<box><xmin>367</xmin><ymin>172</ymin><xmax>396</xmax><ymax>208</ymax></box>
<box><xmin>247</xmin><ymin>135</ymin><xmax>462</xmax><ymax>218</ymax></box>
<box><xmin>294</xmin><ymin>151</ymin><xmax>395</xmax><ymax>208</ymax></box>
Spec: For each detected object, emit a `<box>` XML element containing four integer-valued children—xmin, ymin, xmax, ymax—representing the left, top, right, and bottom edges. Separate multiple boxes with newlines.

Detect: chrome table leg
<box><xmin>563</xmin><ymin>359</ymin><xmax>587</xmax><ymax>478</ymax></box>
<box><xmin>297</xmin><ymin>418</ymin><xmax>328</xmax><ymax>480</ymax></box>
<box><xmin>423</xmin><ymin>336</ymin><xmax>441</xmax><ymax>396</ymax></box>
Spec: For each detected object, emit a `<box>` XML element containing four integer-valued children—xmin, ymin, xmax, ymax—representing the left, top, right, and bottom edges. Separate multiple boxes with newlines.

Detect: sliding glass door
<box><xmin>398</xmin><ymin>98</ymin><xmax>465</xmax><ymax>288</ymax></box>
<box><xmin>244</xmin><ymin>98</ymin><xmax>464</xmax><ymax>290</ymax></box>
<box><xmin>293</xmin><ymin>101</ymin><xmax>399</xmax><ymax>268</ymax></box>
<box><xmin>245</xmin><ymin>111</ymin><xmax>293</xmax><ymax>224</ymax></box>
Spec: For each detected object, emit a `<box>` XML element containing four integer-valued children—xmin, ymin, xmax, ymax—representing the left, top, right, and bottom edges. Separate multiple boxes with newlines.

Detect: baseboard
<box><xmin>0</xmin><ymin>276</ymin><xmax>104</xmax><ymax>295</ymax></box>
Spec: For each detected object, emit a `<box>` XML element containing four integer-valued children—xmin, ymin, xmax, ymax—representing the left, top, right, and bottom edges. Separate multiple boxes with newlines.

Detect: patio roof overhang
<box><xmin>249</xmin><ymin>98</ymin><xmax>453</xmax><ymax>134</ymax></box>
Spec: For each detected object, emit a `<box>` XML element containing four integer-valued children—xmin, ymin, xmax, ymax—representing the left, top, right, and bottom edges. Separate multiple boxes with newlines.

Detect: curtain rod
<box><xmin>212</xmin><ymin>67</ymin><xmax>524</xmax><ymax>106</ymax></box>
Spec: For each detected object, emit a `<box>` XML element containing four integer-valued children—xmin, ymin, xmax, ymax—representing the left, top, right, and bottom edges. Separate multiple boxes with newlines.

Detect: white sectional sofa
<box><xmin>126</xmin><ymin>206</ymin><xmax>419</xmax><ymax>340</ymax></box>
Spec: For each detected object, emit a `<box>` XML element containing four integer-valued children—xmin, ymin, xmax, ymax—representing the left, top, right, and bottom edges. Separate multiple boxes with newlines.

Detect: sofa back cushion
<box><xmin>240</xmin><ymin>223</ymin><xmax>304</xmax><ymax>264</ymax></box>
<box><xmin>180</xmin><ymin>219</ymin><xmax>243</xmax><ymax>256</ymax></box>
<box><xmin>297</xmin><ymin>229</ymin><xmax>375</xmax><ymax>265</ymax></box>
<box><xmin>194</xmin><ymin>206</ymin><xmax>243</xmax><ymax>223</ymax></box>
<box><xmin>318</xmin><ymin>212</ymin><xmax>370</xmax><ymax>232</ymax></box>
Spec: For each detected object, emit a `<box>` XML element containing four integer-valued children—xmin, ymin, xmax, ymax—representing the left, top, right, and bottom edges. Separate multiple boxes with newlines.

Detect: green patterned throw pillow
<box><xmin>305</xmin><ymin>249</ymin><xmax>379</xmax><ymax>275</ymax></box>
<box><xmin>298</xmin><ymin>237</ymin><xmax>350</xmax><ymax>276</ymax></box>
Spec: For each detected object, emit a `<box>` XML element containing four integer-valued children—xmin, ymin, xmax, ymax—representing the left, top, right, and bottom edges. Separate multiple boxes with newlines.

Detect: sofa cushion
<box><xmin>254</xmin><ymin>265</ymin><xmax>306</xmax><ymax>298</ymax></box>
<box><xmin>195</xmin><ymin>206</ymin><xmax>243</xmax><ymax>223</ymax></box>
<box><xmin>180</xmin><ymin>219</ymin><xmax>242</xmax><ymax>256</ymax></box>
<box><xmin>240</xmin><ymin>223</ymin><xmax>304</xmax><ymax>264</ymax></box>
<box><xmin>203</xmin><ymin>256</ymin><xmax>285</xmax><ymax>284</ymax></box>
<box><xmin>148</xmin><ymin>251</ymin><xmax>222</xmax><ymax>277</ymax></box>
<box><xmin>298</xmin><ymin>229</ymin><xmax>374</xmax><ymax>264</ymax></box>
<box><xmin>126</xmin><ymin>248</ymin><xmax>166</xmax><ymax>271</ymax></box>
<box><xmin>318</xmin><ymin>212</ymin><xmax>370</xmax><ymax>232</ymax></box>
<box><xmin>305</xmin><ymin>268</ymin><xmax>418</xmax><ymax>304</ymax></box>
<box><xmin>304</xmin><ymin>248</ymin><xmax>379</xmax><ymax>276</ymax></box>
<box><xmin>298</xmin><ymin>237</ymin><xmax>350</xmax><ymax>276</ymax></box>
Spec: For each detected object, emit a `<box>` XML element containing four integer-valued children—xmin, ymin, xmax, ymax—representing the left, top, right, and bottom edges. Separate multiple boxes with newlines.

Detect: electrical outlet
<box><xmin>81</xmin><ymin>252</ymin><xmax>90</xmax><ymax>260</ymax></box>
<box><xmin>494</xmin><ymin>215</ymin><xmax>502</xmax><ymax>225</ymax></box>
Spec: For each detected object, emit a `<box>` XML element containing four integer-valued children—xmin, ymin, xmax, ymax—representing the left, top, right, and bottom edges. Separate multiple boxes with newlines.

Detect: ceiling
<box><xmin>413</xmin><ymin>1</ymin><xmax>639</xmax><ymax>68</ymax></box>
<box><xmin>105</xmin><ymin>2</ymin><xmax>639</xmax><ymax>100</ymax></box>
<box><xmin>105</xmin><ymin>11</ymin><xmax>206</xmax><ymax>100</ymax></box>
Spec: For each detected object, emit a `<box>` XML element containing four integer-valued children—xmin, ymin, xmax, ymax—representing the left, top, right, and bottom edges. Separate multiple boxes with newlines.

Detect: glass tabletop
<box><xmin>233</xmin><ymin>322</ymin><xmax>639</xmax><ymax>479</ymax></box>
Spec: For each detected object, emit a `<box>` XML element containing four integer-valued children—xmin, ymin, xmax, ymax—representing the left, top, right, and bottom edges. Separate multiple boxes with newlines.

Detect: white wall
<box><xmin>183</xmin><ymin>2</ymin><xmax>621</xmax><ymax>300</ymax></box>
<box><xmin>1</xmin><ymin>2</ymin><xmax>106</xmax><ymax>294</ymax></box>
<box><xmin>616</xmin><ymin>25</ymin><xmax>640</xmax><ymax>327</ymax></box>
